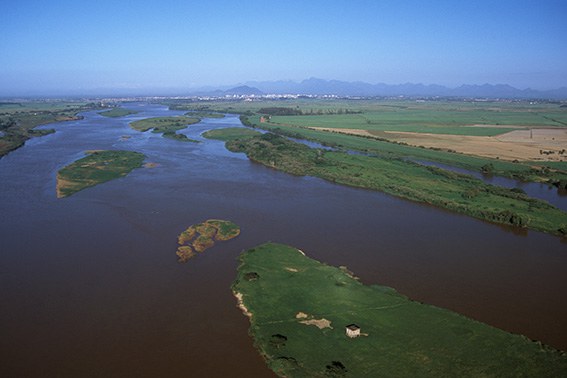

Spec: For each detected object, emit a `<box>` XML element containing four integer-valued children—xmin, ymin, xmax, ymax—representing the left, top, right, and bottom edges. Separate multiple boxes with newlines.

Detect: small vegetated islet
<box><xmin>176</xmin><ymin>219</ymin><xmax>240</xmax><ymax>262</ymax></box>
<box><xmin>56</xmin><ymin>150</ymin><xmax>145</xmax><ymax>198</ymax></box>
<box><xmin>129</xmin><ymin>116</ymin><xmax>201</xmax><ymax>142</ymax></box>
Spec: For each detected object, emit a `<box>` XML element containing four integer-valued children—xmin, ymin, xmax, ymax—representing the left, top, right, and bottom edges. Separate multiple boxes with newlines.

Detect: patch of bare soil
<box><xmin>310</xmin><ymin>127</ymin><xmax>567</xmax><ymax>162</ymax></box>
<box><xmin>56</xmin><ymin>174</ymin><xmax>78</xmax><ymax>198</ymax></box>
<box><xmin>234</xmin><ymin>292</ymin><xmax>252</xmax><ymax>318</ymax></box>
<box><xmin>299</xmin><ymin>318</ymin><xmax>333</xmax><ymax>329</ymax></box>
<box><xmin>296</xmin><ymin>312</ymin><xmax>333</xmax><ymax>329</ymax></box>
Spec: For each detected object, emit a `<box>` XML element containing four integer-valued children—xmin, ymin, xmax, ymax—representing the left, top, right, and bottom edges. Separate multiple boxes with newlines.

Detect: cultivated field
<box><xmin>311</xmin><ymin>126</ymin><xmax>567</xmax><ymax>162</ymax></box>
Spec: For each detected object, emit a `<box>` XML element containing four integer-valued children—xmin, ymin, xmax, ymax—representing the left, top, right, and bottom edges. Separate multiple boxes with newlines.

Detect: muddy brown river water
<box><xmin>1</xmin><ymin>103</ymin><xmax>566</xmax><ymax>377</ymax></box>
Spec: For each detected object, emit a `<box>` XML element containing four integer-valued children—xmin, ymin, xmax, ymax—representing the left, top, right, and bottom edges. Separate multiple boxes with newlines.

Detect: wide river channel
<box><xmin>1</xmin><ymin>103</ymin><xmax>566</xmax><ymax>377</ymax></box>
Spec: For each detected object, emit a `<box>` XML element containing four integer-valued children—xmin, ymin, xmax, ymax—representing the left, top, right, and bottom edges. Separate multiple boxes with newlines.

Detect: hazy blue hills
<box><xmin>224</xmin><ymin>85</ymin><xmax>264</xmax><ymax>96</ymax></box>
<box><xmin>6</xmin><ymin>78</ymin><xmax>566</xmax><ymax>99</ymax></box>
<box><xmin>240</xmin><ymin>77</ymin><xmax>567</xmax><ymax>99</ymax></box>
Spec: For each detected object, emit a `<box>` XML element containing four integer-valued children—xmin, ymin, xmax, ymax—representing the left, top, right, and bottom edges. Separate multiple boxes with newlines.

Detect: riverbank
<box><xmin>0</xmin><ymin>101</ymin><xmax>99</xmax><ymax>157</ymax></box>
<box><xmin>212</xmin><ymin>130</ymin><xmax>566</xmax><ymax>236</ymax></box>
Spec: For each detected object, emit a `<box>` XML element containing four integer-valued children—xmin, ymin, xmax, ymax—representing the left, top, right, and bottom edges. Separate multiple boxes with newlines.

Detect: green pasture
<box><xmin>167</xmin><ymin>98</ymin><xmax>567</xmax><ymax>129</ymax></box>
<box><xmin>269</xmin><ymin>102</ymin><xmax>567</xmax><ymax>136</ymax></box>
<box><xmin>202</xmin><ymin>127</ymin><xmax>261</xmax><ymax>141</ymax></box>
<box><xmin>234</xmin><ymin>243</ymin><xmax>567</xmax><ymax>377</ymax></box>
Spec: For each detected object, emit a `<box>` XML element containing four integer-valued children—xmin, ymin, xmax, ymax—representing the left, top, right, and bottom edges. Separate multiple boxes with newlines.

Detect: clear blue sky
<box><xmin>1</xmin><ymin>0</ymin><xmax>566</xmax><ymax>95</ymax></box>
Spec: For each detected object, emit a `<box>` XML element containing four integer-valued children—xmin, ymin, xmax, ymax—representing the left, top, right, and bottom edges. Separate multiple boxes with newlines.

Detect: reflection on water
<box><xmin>1</xmin><ymin>103</ymin><xmax>566</xmax><ymax>376</ymax></box>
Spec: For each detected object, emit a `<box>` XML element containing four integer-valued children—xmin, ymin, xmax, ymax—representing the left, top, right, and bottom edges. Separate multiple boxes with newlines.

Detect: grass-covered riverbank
<box><xmin>211</xmin><ymin>129</ymin><xmax>566</xmax><ymax>236</ymax></box>
<box><xmin>0</xmin><ymin>101</ymin><xmax>99</xmax><ymax>158</ymax></box>
<box><xmin>233</xmin><ymin>243</ymin><xmax>567</xmax><ymax>377</ymax></box>
<box><xmin>56</xmin><ymin>150</ymin><xmax>145</xmax><ymax>198</ymax></box>
<box><xmin>130</xmin><ymin>116</ymin><xmax>201</xmax><ymax>142</ymax></box>
<box><xmin>242</xmin><ymin>114</ymin><xmax>567</xmax><ymax>187</ymax></box>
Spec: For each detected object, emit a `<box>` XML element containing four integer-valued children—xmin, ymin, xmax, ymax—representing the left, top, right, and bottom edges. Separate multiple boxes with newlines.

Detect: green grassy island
<box><xmin>56</xmin><ymin>150</ymin><xmax>145</xmax><ymax>198</ymax></box>
<box><xmin>233</xmin><ymin>243</ymin><xmax>567</xmax><ymax>377</ymax></box>
<box><xmin>129</xmin><ymin>116</ymin><xmax>201</xmax><ymax>142</ymax></box>
<box><xmin>202</xmin><ymin>127</ymin><xmax>261</xmax><ymax>141</ymax></box>
<box><xmin>176</xmin><ymin>219</ymin><xmax>240</xmax><ymax>262</ymax></box>
<box><xmin>99</xmin><ymin>108</ymin><xmax>140</xmax><ymax>118</ymax></box>
<box><xmin>209</xmin><ymin>129</ymin><xmax>566</xmax><ymax>236</ymax></box>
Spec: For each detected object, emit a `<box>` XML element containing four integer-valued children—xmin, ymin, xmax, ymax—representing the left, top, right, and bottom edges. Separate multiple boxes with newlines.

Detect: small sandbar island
<box><xmin>56</xmin><ymin>150</ymin><xmax>145</xmax><ymax>198</ymax></box>
<box><xmin>129</xmin><ymin>116</ymin><xmax>200</xmax><ymax>142</ymax></box>
<box><xmin>176</xmin><ymin>219</ymin><xmax>240</xmax><ymax>262</ymax></box>
<box><xmin>233</xmin><ymin>243</ymin><xmax>567</xmax><ymax>377</ymax></box>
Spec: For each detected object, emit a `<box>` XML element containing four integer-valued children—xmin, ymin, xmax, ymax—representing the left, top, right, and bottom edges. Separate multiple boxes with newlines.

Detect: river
<box><xmin>1</xmin><ymin>103</ymin><xmax>566</xmax><ymax>377</ymax></box>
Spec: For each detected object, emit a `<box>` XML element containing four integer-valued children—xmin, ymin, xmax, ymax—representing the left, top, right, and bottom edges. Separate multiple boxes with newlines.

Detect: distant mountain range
<box><xmin>206</xmin><ymin>78</ymin><xmax>567</xmax><ymax>100</ymax></box>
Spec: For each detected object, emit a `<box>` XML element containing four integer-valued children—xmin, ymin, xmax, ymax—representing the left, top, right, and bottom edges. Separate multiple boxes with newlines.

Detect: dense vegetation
<box><xmin>0</xmin><ymin>101</ymin><xmax>99</xmax><ymax>157</ymax></box>
<box><xmin>234</xmin><ymin>243</ymin><xmax>567</xmax><ymax>377</ymax></box>
<box><xmin>99</xmin><ymin>108</ymin><xmax>139</xmax><ymax>118</ymax></box>
<box><xmin>176</xmin><ymin>219</ymin><xmax>240</xmax><ymax>262</ymax></box>
<box><xmin>242</xmin><ymin>114</ymin><xmax>567</xmax><ymax>186</ymax></box>
<box><xmin>184</xmin><ymin>111</ymin><xmax>225</xmax><ymax>118</ymax></box>
<box><xmin>211</xmin><ymin>130</ymin><xmax>566</xmax><ymax>236</ymax></box>
<box><xmin>129</xmin><ymin>116</ymin><xmax>200</xmax><ymax>142</ymax></box>
<box><xmin>57</xmin><ymin>150</ymin><xmax>145</xmax><ymax>198</ymax></box>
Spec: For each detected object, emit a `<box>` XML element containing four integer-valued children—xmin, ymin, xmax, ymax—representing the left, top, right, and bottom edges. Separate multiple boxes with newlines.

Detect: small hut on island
<box><xmin>345</xmin><ymin>324</ymin><xmax>361</xmax><ymax>338</ymax></box>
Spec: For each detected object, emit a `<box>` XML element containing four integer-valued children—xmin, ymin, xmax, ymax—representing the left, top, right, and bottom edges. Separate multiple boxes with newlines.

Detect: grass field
<box><xmin>202</xmin><ymin>127</ymin><xmax>261</xmax><ymax>141</ymax></box>
<box><xmin>265</xmin><ymin>106</ymin><xmax>567</xmax><ymax>161</ymax></box>
<box><xmin>99</xmin><ymin>108</ymin><xmax>139</xmax><ymax>118</ymax></box>
<box><xmin>211</xmin><ymin>130</ymin><xmax>566</xmax><ymax>236</ymax></box>
<box><xmin>234</xmin><ymin>243</ymin><xmax>567</xmax><ymax>377</ymax></box>
<box><xmin>168</xmin><ymin>98</ymin><xmax>567</xmax><ymax>128</ymax></box>
<box><xmin>56</xmin><ymin>150</ymin><xmax>145</xmax><ymax>198</ymax></box>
